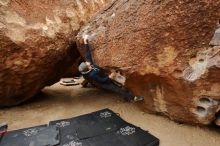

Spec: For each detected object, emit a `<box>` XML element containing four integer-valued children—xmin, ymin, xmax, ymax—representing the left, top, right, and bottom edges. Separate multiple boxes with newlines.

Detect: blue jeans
<box><xmin>95</xmin><ymin>81</ymin><xmax>134</xmax><ymax>101</ymax></box>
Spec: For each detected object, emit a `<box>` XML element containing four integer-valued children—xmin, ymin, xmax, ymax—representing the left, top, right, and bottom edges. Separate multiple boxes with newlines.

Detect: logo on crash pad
<box><xmin>23</xmin><ymin>128</ymin><xmax>39</xmax><ymax>137</ymax></box>
<box><xmin>63</xmin><ymin>140</ymin><xmax>82</xmax><ymax>146</ymax></box>
<box><xmin>118</xmin><ymin>126</ymin><xmax>136</xmax><ymax>136</ymax></box>
<box><xmin>100</xmin><ymin>111</ymin><xmax>112</xmax><ymax>118</ymax></box>
<box><xmin>56</xmin><ymin>121</ymin><xmax>70</xmax><ymax>128</ymax></box>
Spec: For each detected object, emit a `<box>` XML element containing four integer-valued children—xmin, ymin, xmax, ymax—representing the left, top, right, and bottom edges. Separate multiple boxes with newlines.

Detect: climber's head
<box><xmin>78</xmin><ymin>61</ymin><xmax>92</xmax><ymax>74</ymax></box>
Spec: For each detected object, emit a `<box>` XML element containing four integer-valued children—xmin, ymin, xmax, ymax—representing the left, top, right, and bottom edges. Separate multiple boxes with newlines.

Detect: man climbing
<box><xmin>78</xmin><ymin>35</ymin><xmax>144</xmax><ymax>102</ymax></box>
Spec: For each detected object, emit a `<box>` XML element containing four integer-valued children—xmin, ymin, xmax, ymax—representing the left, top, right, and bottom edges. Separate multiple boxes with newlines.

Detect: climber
<box><xmin>78</xmin><ymin>35</ymin><xmax>144</xmax><ymax>102</ymax></box>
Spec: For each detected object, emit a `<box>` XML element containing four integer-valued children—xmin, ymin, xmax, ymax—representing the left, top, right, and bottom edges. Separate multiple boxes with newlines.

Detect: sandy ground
<box><xmin>0</xmin><ymin>82</ymin><xmax>220</xmax><ymax>146</ymax></box>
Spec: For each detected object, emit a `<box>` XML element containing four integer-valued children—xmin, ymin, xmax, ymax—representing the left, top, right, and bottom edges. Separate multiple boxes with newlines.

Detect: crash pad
<box><xmin>50</xmin><ymin>109</ymin><xmax>159</xmax><ymax>146</ymax></box>
<box><xmin>0</xmin><ymin>125</ymin><xmax>60</xmax><ymax>146</ymax></box>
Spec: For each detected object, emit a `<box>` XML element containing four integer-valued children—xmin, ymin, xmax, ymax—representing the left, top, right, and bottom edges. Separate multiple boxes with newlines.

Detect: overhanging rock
<box><xmin>77</xmin><ymin>0</ymin><xmax>220</xmax><ymax>125</ymax></box>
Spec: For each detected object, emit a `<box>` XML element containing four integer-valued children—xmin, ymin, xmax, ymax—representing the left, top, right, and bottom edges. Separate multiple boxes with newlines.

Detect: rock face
<box><xmin>0</xmin><ymin>0</ymin><xmax>113</xmax><ymax>106</ymax></box>
<box><xmin>77</xmin><ymin>0</ymin><xmax>220</xmax><ymax>125</ymax></box>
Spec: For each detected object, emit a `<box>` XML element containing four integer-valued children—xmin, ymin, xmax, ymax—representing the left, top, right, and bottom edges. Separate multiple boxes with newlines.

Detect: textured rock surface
<box><xmin>77</xmin><ymin>0</ymin><xmax>220</xmax><ymax>125</ymax></box>
<box><xmin>0</xmin><ymin>0</ymin><xmax>112</xmax><ymax>106</ymax></box>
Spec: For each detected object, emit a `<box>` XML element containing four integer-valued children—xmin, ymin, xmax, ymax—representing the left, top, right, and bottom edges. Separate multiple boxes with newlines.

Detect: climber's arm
<box><xmin>84</xmin><ymin>37</ymin><xmax>94</xmax><ymax>65</ymax></box>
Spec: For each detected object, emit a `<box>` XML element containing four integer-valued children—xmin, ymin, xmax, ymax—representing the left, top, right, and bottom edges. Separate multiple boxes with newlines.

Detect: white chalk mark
<box><xmin>197</xmin><ymin>96</ymin><xmax>218</xmax><ymax>108</ymax></box>
<box><xmin>183</xmin><ymin>47</ymin><xmax>220</xmax><ymax>82</ymax></box>
<box><xmin>111</xmin><ymin>13</ymin><xmax>116</xmax><ymax>17</ymax></box>
<box><xmin>192</xmin><ymin>107</ymin><xmax>208</xmax><ymax>118</ymax></box>
<box><xmin>114</xmin><ymin>73</ymin><xmax>126</xmax><ymax>85</ymax></box>
<box><xmin>80</xmin><ymin>25</ymin><xmax>106</xmax><ymax>42</ymax></box>
<box><xmin>192</xmin><ymin>96</ymin><xmax>219</xmax><ymax>124</ymax></box>
<box><xmin>153</xmin><ymin>86</ymin><xmax>167</xmax><ymax>113</ymax></box>
<box><xmin>183</xmin><ymin>60</ymin><xmax>208</xmax><ymax>82</ymax></box>
<box><xmin>110</xmin><ymin>70</ymin><xmax>126</xmax><ymax>85</ymax></box>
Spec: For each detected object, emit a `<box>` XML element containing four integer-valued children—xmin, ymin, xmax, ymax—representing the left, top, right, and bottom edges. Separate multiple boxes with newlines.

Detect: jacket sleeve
<box><xmin>85</xmin><ymin>44</ymin><xmax>94</xmax><ymax>65</ymax></box>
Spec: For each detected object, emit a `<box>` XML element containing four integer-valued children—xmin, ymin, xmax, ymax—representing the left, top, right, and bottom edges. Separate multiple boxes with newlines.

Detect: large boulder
<box><xmin>0</xmin><ymin>0</ymin><xmax>113</xmax><ymax>106</ymax></box>
<box><xmin>77</xmin><ymin>0</ymin><xmax>220</xmax><ymax>125</ymax></box>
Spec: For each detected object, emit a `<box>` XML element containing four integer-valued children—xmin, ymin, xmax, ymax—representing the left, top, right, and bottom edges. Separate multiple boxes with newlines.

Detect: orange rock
<box><xmin>0</xmin><ymin>0</ymin><xmax>113</xmax><ymax>106</ymax></box>
<box><xmin>77</xmin><ymin>0</ymin><xmax>220</xmax><ymax>125</ymax></box>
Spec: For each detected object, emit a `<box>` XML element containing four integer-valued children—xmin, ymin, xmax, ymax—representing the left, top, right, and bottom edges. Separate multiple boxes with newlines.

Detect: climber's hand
<box><xmin>83</xmin><ymin>35</ymin><xmax>89</xmax><ymax>44</ymax></box>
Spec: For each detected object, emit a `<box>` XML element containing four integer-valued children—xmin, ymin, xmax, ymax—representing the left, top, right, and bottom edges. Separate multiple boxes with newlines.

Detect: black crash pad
<box><xmin>76</xmin><ymin>109</ymin><xmax>127</xmax><ymax>139</ymax></box>
<box><xmin>0</xmin><ymin>108</ymin><xmax>159</xmax><ymax>146</ymax></box>
<box><xmin>80</xmin><ymin>124</ymin><xmax>159</xmax><ymax>146</ymax></box>
<box><xmin>0</xmin><ymin>125</ymin><xmax>60</xmax><ymax>146</ymax></box>
<box><xmin>50</xmin><ymin>108</ymin><xmax>159</xmax><ymax>146</ymax></box>
<box><xmin>49</xmin><ymin>109</ymin><xmax>126</xmax><ymax>145</ymax></box>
